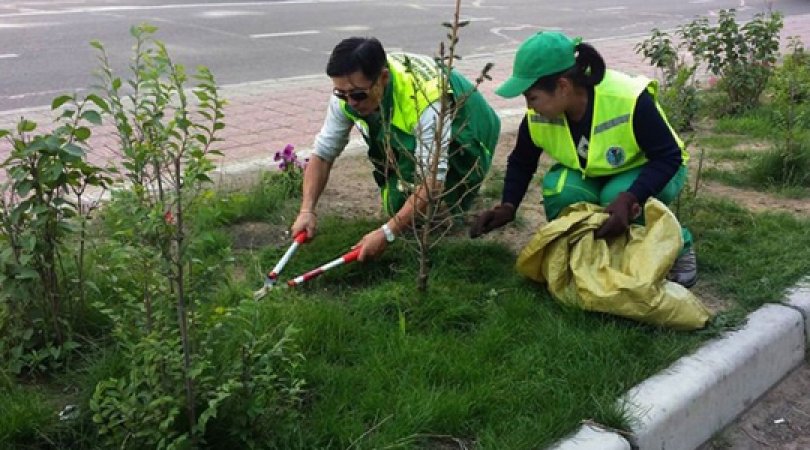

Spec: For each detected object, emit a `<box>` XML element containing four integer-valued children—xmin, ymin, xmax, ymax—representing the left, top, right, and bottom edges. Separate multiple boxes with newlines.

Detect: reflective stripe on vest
<box><xmin>527</xmin><ymin>69</ymin><xmax>687</xmax><ymax>177</ymax></box>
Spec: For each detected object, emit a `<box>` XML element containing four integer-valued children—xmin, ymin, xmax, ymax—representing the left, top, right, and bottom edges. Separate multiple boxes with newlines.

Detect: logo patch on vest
<box><xmin>606</xmin><ymin>146</ymin><xmax>626</xmax><ymax>167</ymax></box>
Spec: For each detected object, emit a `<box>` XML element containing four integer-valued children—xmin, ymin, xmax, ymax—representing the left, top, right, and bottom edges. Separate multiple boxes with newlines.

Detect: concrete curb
<box><xmin>548</xmin><ymin>279</ymin><xmax>810</xmax><ymax>449</ymax></box>
<box><xmin>548</xmin><ymin>425</ymin><xmax>631</xmax><ymax>450</ymax></box>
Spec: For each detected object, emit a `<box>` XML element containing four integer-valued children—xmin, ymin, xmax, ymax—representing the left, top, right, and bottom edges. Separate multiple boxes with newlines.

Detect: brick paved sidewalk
<box><xmin>2</xmin><ymin>13</ymin><xmax>810</xmax><ymax>183</ymax></box>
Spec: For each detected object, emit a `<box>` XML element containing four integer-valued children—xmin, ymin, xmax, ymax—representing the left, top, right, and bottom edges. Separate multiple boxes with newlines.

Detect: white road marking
<box><xmin>461</xmin><ymin>17</ymin><xmax>495</xmax><ymax>23</ymax></box>
<box><xmin>251</xmin><ymin>30</ymin><xmax>320</xmax><ymax>39</ymax></box>
<box><xmin>595</xmin><ymin>6</ymin><xmax>627</xmax><ymax>12</ymax></box>
<box><xmin>0</xmin><ymin>53</ymin><xmax>19</xmax><ymax>59</ymax></box>
<box><xmin>490</xmin><ymin>25</ymin><xmax>554</xmax><ymax>43</ymax></box>
<box><xmin>2</xmin><ymin>87</ymin><xmax>85</xmax><ymax>100</ymax></box>
<box><xmin>0</xmin><ymin>0</ymin><xmax>364</xmax><ymax>19</ymax></box>
<box><xmin>0</xmin><ymin>22</ymin><xmax>56</xmax><ymax>28</ymax></box>
<box><xmin>200</xmin><ymin>10</ymin><xmax>263</xmax><ymax>18</ymax></box>
<box><xmin>333</xmin><ymin>25</ymin><xmax>371</xmax><ymax>32</ymax></box>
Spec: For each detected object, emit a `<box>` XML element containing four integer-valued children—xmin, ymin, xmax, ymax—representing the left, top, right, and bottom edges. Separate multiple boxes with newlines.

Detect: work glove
<box><xmin>469</xmin><ymin>203</ymin><xmax>516</xmax><ymax>238</ymax></box>
<box><xmin>594</xmin><ymin>192</ymin><xmax>641</xmax><ymax>240</ymax></box>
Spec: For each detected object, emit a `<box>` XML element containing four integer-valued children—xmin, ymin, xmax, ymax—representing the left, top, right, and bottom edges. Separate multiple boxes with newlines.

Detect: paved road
<box><xmin>3</xmin><ymin>0</ymin><xmax>810</xmax><ymax>110</ymax></box>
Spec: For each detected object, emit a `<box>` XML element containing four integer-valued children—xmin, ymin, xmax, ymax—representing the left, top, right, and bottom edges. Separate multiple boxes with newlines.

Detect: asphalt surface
<box><xmin>3</xmin><ymin>0</ymin><xmax>810</xmax><ymax>110</ymax></box>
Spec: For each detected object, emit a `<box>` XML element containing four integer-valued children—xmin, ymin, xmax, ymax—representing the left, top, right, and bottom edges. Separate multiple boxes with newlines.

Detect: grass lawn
<box><xmin>5</xmin><ymin>104</ymin><xmax>810</xmax><ymax>450</ymax></box>
<box><xmin>234</xmin><ymin>216</ymin><xmax>708</xmax><ymax>448</ymax></box>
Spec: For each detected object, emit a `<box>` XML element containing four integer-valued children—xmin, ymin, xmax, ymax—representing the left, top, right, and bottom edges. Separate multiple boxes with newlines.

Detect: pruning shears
<box><xmin>286</xmin><ymin>247</ymin><xmax>362</xmax><ymax>288</ymax></box>
<box><xmin>253</xmin><ymin>230</ymin><xmax>308</xmax><ymax>300</ymax></box>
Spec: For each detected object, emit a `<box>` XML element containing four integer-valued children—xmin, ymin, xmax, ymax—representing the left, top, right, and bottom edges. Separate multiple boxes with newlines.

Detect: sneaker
<box><xmin>667</xmin><ymin>247</ymin><xmax>698</xmax><ymax>288</ymax></box>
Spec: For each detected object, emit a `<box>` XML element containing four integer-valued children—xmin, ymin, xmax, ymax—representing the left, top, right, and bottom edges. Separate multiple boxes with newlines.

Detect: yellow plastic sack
<box><xmin>516</xmin><ymin>199</ymin><xmax>711</xmax><ymax>330</ymax></box>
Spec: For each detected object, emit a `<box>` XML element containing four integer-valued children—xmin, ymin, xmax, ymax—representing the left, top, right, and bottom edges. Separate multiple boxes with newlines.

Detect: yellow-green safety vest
<box><xmin>340</xmin><ymin>53</ymin><xmax>444</xmax><ymax>136</ymax></box>
<box><xmin>334</xmin><ymin>52</ymin><xmax>500</xmax><ymax>215</ymax></box>
<box><xmin>526</xmin><ymin>69</ymin><xmax>688</xmax><ymax>177</ymax></box>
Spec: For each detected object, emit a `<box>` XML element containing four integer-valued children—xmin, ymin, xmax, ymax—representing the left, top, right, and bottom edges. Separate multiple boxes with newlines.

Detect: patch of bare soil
<box><xmin>229</xmin><ymin>221</ymin><xmax>290</xmax><ymax>250</ymax></box>
<box><xmin>315</xmin><ymin>153</ymin><xmax>382</xmax><ymax>220</ymax></box>
<box><xmin>699</xmin><ymin>363</ymin><xmax>810</xmax><ymax>450</ymax></box>
<box><xmin>699</xmin><ymin>182</ymin><xmax>810</xmax><ymax>216</ymax></box>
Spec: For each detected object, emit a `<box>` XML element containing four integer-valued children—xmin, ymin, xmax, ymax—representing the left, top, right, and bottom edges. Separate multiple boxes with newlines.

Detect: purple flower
<box><xmin>273</xmin><ymin>144</ymin><xmax>307</xmax><ymax>172</ymax></box>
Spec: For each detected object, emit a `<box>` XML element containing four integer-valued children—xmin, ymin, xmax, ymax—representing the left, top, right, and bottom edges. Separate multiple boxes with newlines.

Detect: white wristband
<box><xmin>380</xmin><ymin>223</ymin><xmax>396</xmax><ymax>243</ymax></box>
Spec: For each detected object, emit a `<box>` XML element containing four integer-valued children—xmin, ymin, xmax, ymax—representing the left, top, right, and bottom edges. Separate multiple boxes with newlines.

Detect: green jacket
<box><xmin>339</xmin><ymin>53</ymin><xmax>500</xmax><ymax>191</ymax></box>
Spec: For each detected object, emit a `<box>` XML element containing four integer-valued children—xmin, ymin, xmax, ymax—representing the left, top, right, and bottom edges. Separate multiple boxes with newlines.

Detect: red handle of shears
<box><xmin>287</xmin><ymin>247</ymin><xmax>362</xmax><ymax>287</ymax></box>
<box><xmin>293</xmin><ymin>230</ymin><xmax>308</xmax><ymax>244</ymax></box>
<box><xmin>342</xmin><ymin>246</ymin><xmax>362</xmax><ymax>263</ymax></box>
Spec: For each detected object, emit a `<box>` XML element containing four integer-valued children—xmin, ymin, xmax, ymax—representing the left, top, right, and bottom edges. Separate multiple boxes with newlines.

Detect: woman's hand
<box><xmin>594</xmin><ymin>192</ymin><xmax>640</xmax><ymax>239</ymax></box>
<box><xmin>469</xmin><ymin>203</ymin><xmax>516</xmax><ymax>238</ymax></box>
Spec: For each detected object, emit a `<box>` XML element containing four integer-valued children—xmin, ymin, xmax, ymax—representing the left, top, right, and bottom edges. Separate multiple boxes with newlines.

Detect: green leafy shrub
<box><xmin>679</xmin><ymin>9</ymin><xmax>783</xmax><ymax>113</ymax></box>
<box><xmin>90</xmin><ymin>302</ymin><xmax>305</xmax><ymax>449</ymax></box>
<box><xmin>84</xmin><ymin>23</ymin><xmax>306</xmax><ymax>447</ymax></box>
<box><xmin>769</xmin><ymin>37</ymin><xmax>810</xmax><ymax>120</ymax></box>
<box><xmin>0</xmin><ymin>95</ymin><xmax>111</xmax><ymax>376</ymax></box>
<box><xmin>201</xmin><ymin>303</ymin><xmax>305</xmax><ymax>448</ymax></box>
<box><xmin>635</xmin><ymin>28</ymin><xmax>700</xmax><ymax>131</ymax></box>
<box><xmin>747</xmin><ymin>37</ymin><xmax>810</xmax><ymax>190</ymax></box>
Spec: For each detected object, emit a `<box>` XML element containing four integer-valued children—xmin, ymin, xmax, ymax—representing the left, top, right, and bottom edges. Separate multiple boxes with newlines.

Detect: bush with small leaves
<box><xmin>679</xmin><ymin>9</ymin><xmax>782</xmax><ymax>114</ymax></box>
<box><xmin>0</xmin><ymin>94</ymin><xmax>111</xmax><ymax>376</ymax></box>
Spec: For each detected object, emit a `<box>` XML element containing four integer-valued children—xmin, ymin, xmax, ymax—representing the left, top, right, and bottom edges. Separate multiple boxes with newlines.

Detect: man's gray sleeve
<box><xmin>312</xmin><ymin>96</ymin><xmax>353</xmax><ymax>163</ymax></box>
<box><xmin>413</xmin><ymin>101</ymin><xmax>450</xmax><ymax>182</ymax></box>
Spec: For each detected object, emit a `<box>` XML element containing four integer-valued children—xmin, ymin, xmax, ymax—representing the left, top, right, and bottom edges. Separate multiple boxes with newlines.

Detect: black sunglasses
<box><xmin>332</xmin><ymin>77</ymin><xmax>378</xmax><ymax>102</ymax></box>
<box><xmin>332</xmin><ymin>89</ymin><xmax>371</xmax><ymax>102</ymax></box>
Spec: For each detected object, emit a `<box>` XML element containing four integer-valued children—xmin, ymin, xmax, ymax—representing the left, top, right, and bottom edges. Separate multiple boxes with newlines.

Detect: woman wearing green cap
<box><xmin>469</xmin><ymin>31</ymin><xmax>696</xmax><ymax>287</ymax></box>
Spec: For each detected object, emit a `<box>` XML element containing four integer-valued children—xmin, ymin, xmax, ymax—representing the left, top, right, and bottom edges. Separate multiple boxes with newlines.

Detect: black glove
<box><xmin>594</xmin><ymin>192</ymin><xmax>641</xmax><ymax>239</ymax></box>
<box><xmin>469</xmin><ymin>203</ymin><xmax>516</xmax><ymax>238</ymax></box>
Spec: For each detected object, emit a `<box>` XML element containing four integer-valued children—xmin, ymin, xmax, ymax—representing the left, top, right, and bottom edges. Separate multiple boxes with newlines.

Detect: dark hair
<box><xmin>326</xmin><ymin>37</ymin><xmax>387</xmax><ymax>81</ymax></box>
<box><xmin>530</xmin><ymin>42</ymin><xmax>606</xmax><ymax>92</ymax></box>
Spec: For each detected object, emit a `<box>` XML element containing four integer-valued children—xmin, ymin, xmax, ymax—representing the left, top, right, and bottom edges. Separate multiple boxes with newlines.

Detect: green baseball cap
<box><xmin>495</xmin><ymin>31</ymin><xmax>581</xmax><ymax>98</ymax></box>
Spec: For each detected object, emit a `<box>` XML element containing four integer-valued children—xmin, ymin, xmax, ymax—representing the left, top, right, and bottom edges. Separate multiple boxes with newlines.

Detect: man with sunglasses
<box><xmin>291</xmin><ymin>37</ymin><xmax>501</xmax><ymax>261</ymax></box>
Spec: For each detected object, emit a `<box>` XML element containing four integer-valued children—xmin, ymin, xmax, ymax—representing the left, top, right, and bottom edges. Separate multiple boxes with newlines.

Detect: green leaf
<box><xmin>15</xmin><ymin>180</ymin><xmax>34</xmax><ymax>197</ymax></box>
<box><xmin>86</xmin><ymin>281</ymin><xmax>101</xmax><ymax>295</ymax></box>
<box><xmin>17</xmin><ymin>119</ymin><xmax>36</xmax><ymax>133</ymax></box>
<box><xmin>89</xmin><ymin>40</ymin><xmax>103</xmax><ymax>51</ymax></box>
<box><xmin>51</xmin><ymin>95</ymin><xmax>73</xmax><ymax>110</ymax></box>
<box><xmin>46</xmin><ymin>161</ymin><xmax>65</xmax><ymax>181</ymax></box>
<box><xmin>63</xmin><ymin>143</ymin><xmax>86</xmax><ymax>158</ymax></box>
<box><xmin>73</xmin><ymin>127</ymin><xmax>91</xmax><ymax>141</ymax></box>
<box><xmin>0</xmin><ymin>129</ymin><xmax>8</xmax><ymax>139</ymax></box>
<box><xmin>85</xmin><ymin>94</ymin><xmax>110</xmax><ymax>113</ymax></box>
<box><xmin>81</xmin><ymin>110</ymin><xmax>103</xmax><ymax>125</ymax></box>
<box><xmin>16</xmin><ymin>268</ymin><xmax>39</xmax><ymax>280</ymax></box>
<box><xmin>195</xmin><ymin>173</ymin><xmax>213</xmax><ymax>183</ymax></box>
